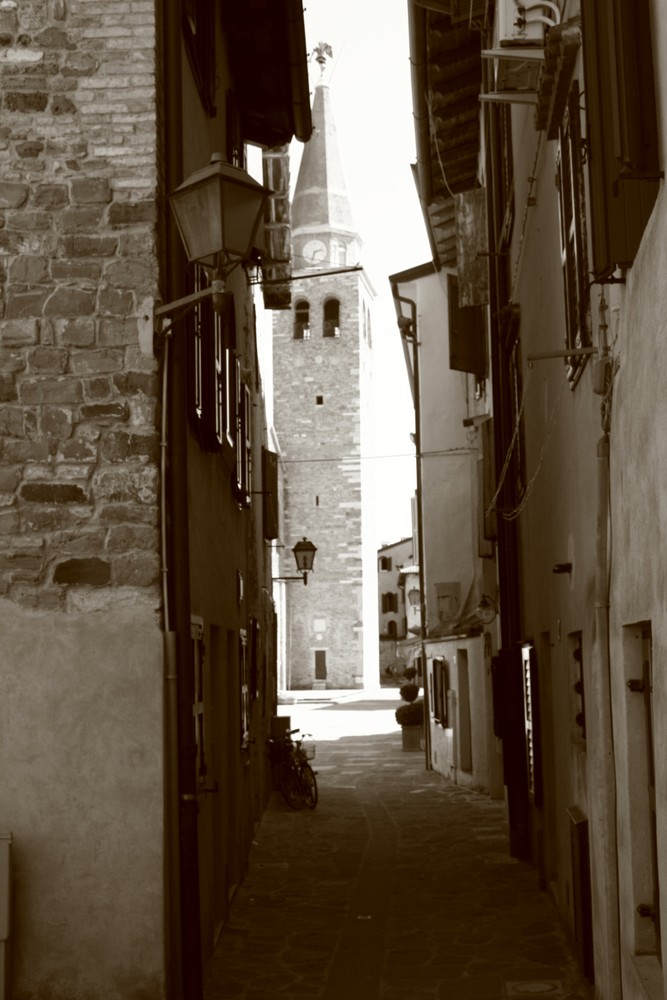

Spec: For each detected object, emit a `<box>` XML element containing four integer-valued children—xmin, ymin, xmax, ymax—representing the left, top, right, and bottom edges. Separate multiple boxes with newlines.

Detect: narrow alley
<box><xmin>203</xmin><ymin>693</ymin><xmax>592</xmax><ymax>1000</ymax></box>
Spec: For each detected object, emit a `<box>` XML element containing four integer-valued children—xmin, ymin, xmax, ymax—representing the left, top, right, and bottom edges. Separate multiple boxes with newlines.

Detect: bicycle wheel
<box><xmin>300</xmin><ymin>762</ymin><xmax>318</xmax><ymax>809</ymax></box>
<box><xmin>278</xmin><ymin>761</ymin><xmax>304</xmax><ymax>809</ymax></box>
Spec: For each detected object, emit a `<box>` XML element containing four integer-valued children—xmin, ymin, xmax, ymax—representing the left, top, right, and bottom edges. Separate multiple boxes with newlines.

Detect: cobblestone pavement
<box><xmin>204</xmin><ymin>695</ymin><xmax>593</xmax><ymax>1000</ymax></box>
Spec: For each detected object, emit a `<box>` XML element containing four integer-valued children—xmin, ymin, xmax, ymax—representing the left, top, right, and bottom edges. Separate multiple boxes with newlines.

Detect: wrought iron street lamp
<box><xmin>274</xmin><ymin>537</ymin><xmax>318</xmax><ymax>586</ymax></box>
<box><xmin>155</xmin><ymin>154</ymin><xmax>272</xmax><ymax>325</ymax></box>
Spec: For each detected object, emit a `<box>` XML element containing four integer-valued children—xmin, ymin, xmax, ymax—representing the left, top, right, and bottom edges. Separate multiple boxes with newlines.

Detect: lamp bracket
<box><xmin>155</xmin><ymin>279</ymin><xmax>226</xmax><ymax>325</ymax></box>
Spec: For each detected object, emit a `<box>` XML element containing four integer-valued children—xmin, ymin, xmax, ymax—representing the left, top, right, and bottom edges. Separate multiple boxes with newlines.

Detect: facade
<box><xmin>0</xmin><ymin>3</ymin><xmax>310</xmax><ymax>998</ymax></box>
<box><xmin>389</xmin><ymin>263</ymin><xmax>502</xmax><ymax>795</ymax></box>
<box><xmin>272</xmin><ymin>61</ymin><xmax>378</xmax><ymax>691</ymax></box>
<box><xmin>406</xmin><ymin>0</ymin><xmax>667</xmax><ymax>996</ymax></box>
<box><xmin>377</xmin><ymin>536</ymin><xmax>414</xmax><ymax>678</ymax></box>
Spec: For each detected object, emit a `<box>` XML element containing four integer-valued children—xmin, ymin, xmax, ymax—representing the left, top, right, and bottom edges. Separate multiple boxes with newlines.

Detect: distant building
<box><xmin>377</xmin><ymin>537</ymin><xmax>414</xmax><ymax>678</ymax></box>
<box><xmin>272</xmin><ymin>55</ymin><xmax>378</xmax><ymax>691</ymax></box>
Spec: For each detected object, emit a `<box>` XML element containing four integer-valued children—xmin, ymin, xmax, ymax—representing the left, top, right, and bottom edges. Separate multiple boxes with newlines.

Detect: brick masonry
<box><xmin>0</xmin><ymin>0</ymin><xmax>161</xmax><ymax>609</ymax></box>
<box><xmin>273</xmin><ymin>270</ymin><xmax>376</xmax><ymax>688</ymax></box>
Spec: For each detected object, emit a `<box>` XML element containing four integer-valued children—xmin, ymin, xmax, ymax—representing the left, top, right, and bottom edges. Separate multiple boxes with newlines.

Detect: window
<box><xmin>182</xmin><ymin>0</ymin><xmax>216</xmax><ymax>115</ymax></box>
<box><xmin>189</xmin><ymin>269</ymin><xmax>235</xmax><ymax>452</ymax></box>
<box><xmin>379</xmin><ymin>556</ymin><xmax>392</xmax><ymax>571</ymax></box>
<box><xmin>314</xmin><ymin>650</ymin><xmax>327</xmax><ymax>681</ymax></box>
<box><xmin>448</xmin><ymin>274</ymin><xmax>486</xmax><ymax>379</ymax></box>
<box><xmin>235</xmin><ymin>368</ymin><xmax>251</xmax><ymax>506</ymax></box>
<box><xmin>387</xmin><ymin>620</ymin><xmax>397</xmax><ymax>638</ymax></box>
<box><xmin>323</xmin><ymin>299</ymin><xmax>340</xmax><ymax>338</ymax></box>
<box><xmin>294</xmin><ymin>300</ymin><xmax>310</xmax><ymax>339</ymax></box>
<box><xmin>381</xmin><ymin>592</ymin><xmax>398</xmax><ymax>614</ymax></box>
<box><xmin>215</xmin><ymin>295</ymin><xmax>236</xmax><ymax>449</ymax></box>
<box><xmin>239</xmin><ymin>628</ymin><xmax>250</xmax><ymax>749</ymax></box>
<box><xmin>432</xmin><ymin>657</ymin><xmax>449</xmax><ymax>726</ymax></box>
<box><xmin>316</xmin><ymin>395</ymin><xmax>324</xmax><ymax>405</ymax></box>
<box><xmin>557</xmin><ymin>84</ymin><xmax>591</xmax><ymax>381</ymax></box>
<box><xmin>521</xmin><ymin>643</ymin><xmax>543</xmax><ymax>807</ymax></box>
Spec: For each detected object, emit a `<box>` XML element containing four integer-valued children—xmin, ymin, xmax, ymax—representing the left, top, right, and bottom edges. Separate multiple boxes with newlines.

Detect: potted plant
<box><xmin>395</xmin><ymin>698</ymin><xmax>424</xmax><ymax>751</ymax></box>
<box><xmin>399</xmin><ymin>681</ymin><xmax>419</xmax><ymax>703</ymax></box>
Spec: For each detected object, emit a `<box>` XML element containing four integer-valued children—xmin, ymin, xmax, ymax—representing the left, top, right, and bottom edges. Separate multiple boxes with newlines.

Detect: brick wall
<box><xmin>0</xmin><ymin>0</ymin><xmax>161</xmax><ymax>610</ymax></box>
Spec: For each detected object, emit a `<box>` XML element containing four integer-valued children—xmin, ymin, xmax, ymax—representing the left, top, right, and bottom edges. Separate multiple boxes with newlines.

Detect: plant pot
<box><xmin>401</xmin><ymin>724</ymin><xmax>422</xmax><ymax>752</ymax></box>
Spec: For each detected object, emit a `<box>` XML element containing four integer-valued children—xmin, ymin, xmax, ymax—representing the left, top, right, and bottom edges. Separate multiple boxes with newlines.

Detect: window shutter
<box><xmin>581</xmin><ymin>0</ymin><xmax>660</xmax><ymax>278</ymax></box>
<box><xmin>448</xmin><ymin>275</ymin><xmax>486</xmax><ymax>378</ymax></box>
<box><xmin>262</xmin><ymin>449</ymin><xmax>279</xmax><ymax>540</ymax></box>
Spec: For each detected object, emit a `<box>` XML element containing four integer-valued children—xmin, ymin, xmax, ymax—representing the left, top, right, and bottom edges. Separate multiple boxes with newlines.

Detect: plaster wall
<box><xmin>607</xmin><ymin>177</ymin><xmax>667</xmax><ymax>998</ymax></box>
<box><xmin>426</xmin><ymin>634</ymin><xmax>502</xmax><ymax>797</ymax></box>
<box><xmin>0</xmin><ymin>599</ymin><xmax>164</xmax><ymax>999</ymax></box>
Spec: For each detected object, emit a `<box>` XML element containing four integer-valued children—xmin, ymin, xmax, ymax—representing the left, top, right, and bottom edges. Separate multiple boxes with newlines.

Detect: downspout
<box><xmin>163</xmin><ymin>3</ymin><xmax>203</xmax><ymax>998</ymax></box>
<box><xmin>392</xmin><ymin>289</ymin><xmax>432</xmax><ymax>770</ymax></box>
<box><xmin>591</xmin><ymin>432</ymin><xmax>622</xmax><ymax>998</ymax></box>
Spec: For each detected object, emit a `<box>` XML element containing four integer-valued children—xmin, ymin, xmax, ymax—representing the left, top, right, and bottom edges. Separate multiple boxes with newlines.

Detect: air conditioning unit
<box><xmin>497</xmin><ymin>0</ymin><xmax>557</xmax><ymax>46</ymax></box>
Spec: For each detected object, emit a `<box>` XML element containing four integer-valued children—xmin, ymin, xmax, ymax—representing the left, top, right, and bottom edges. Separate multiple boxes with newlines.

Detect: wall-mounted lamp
<box><xmin>407</xmin><ymin>588</ymin><xmax>421</xmax><ymax>609</ymax></box>
<box><xmin>155</xmin><ymin>154</ymin><xmax>272</xmax><ymax>326</ymax></box>
<box><xmin>273</xmin><ymin>537</ymin><xmax>318</xmax><ymax>586</ymax></box>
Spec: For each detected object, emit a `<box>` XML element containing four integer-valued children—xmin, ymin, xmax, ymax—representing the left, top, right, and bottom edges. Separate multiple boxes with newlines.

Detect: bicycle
<box><xmin>267</xmin><ymin>728</ymin><xmax>318</xmax><ymax>809</ymax></box>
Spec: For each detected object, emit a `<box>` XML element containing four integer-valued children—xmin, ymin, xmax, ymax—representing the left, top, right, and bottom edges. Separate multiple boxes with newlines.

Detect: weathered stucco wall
<box><xmin>0</xmin><ymin>599</ymin><xmax>164</xmax><ymax>998</ymax></box>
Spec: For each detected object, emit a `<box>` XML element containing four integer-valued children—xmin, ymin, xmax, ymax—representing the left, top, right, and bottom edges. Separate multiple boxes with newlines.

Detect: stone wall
<box><xmin>0</xmin><ymin>0</ymin><xmax>161</xmax><ymax>612</ymax></box>
<box><xmin>0</xmin><ymin>3</ymin><xmax>166</xmax><ymax>995</ymax></box>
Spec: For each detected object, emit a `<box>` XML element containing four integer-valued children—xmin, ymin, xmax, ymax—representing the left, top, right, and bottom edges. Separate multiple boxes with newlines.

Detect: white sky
<box><xmin>291</xmin><ymin>0</ymin><xmax>432</xmax><ymax>548</ymax></box>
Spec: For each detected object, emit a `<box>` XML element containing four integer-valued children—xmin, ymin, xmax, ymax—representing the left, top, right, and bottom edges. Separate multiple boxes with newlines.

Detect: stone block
<box><xmin>82</xmin><ymin>376</ymin><xmax>113</xmax><ymax>401</ymax></box>
<box><xmin>5</xmin><ymin>92</ymin><xmax>48</xmax><ymax>113</ymax></box>
<box><xmin>0</xmin><ymin>319</ymin><xmax>38</xmax><ymax>346</ymax></box>
<box><xmin>93</xmin><ymin>467</ymin><xmax>158</xmax><ymax>505</ymax></box>
<box><xmin>0</xmin><ymin>467</ymin><xmax>20</xmax><ymax>494</ymax></box>
<box><xmin>0</xmin><ymin>373</ymin><xmax>17</xmax><ymax>401</ymax></box>
<box><xmin>79</xmin><ymin>401</ymin><xmax>129</xmax><ymax>421</ymax></box>
<box><xmin>112</xmin><ymin>370</ymin><xmax>158</xmax><ymax>396</ymax></box>
<box><xmin>106</xmin><ymin>523</ymin><xmax>158</xmax><ymax>553</ymax></box>
<box><xmin>33</xmin><ymin>185</ymin><xmax>69</xmax><ymax>209</ymax></box>
<box><xmin>41</xmin><ymin>406</ymin><xmax>74</xmax><ymax>440</ymax></box>
<box><xmin>9</xmin><ymin>255</ymin><xmax>49</xmax><ymax>283</ymax></box>
<box><xmin>98</xmin><ymin>286</ymin><xmax>134</xmax><ymax>316</ymax></box>
<box><xmin>54</xmin><ymin>318</ymin><xmax>96</xmax><ymax>346</ymax></box>
<box><xmin>28</xmin><ymin>347</ymin><xmax>69</xmax><ymax>374</ymax></box>
<box><xmin>0</xmin><ymin>349</ymin><xmax>26</xmax><ymax>373</ymax></box>
<box><xmin>112</xmin><ymin>551</ymin><xmax>159</xmax><ymax>587</ymax></box>
<box><xmin>0</xmin><ymin>508</ymin><xmax>20</xmax><ymax>534</ymax></box>
<box><xmin>51</xmin><ymin>261</ymin><xmax>102</xmax><ymax>282</ymax></box>
<box><xmin>3</xmin><ymin>440</ymin><xmax>50</xmax><ymax>463</ymax></box>
<box><xmin>6</xmin><ymin>289</ymin><xmax>50</xmax><ymax>318</ymax></box>
<box><xmin>43</xmin><ymin>286</ymin><xmax>96</xmax><ymax>317</ymax></box>
<box><xmin>53</xmin><ymin>557</ymin><xmax>111</xmax><ymax>586</ymax></box>
<box><xmin>99</xmin><ymin>502</ymin><xmax>157</xmax><ymax>526</ymax></box>
<box><xmin>69</xmin><ymin>348</ymin><xmax>123</xmax><ymax>374</ymax></box>
<box><xmin>108</xmin><ymin>200</ymin><xmax>156</xmax><ymax>226</ymax></box>
<box><xmin>60</xmin><ymin>207</ymin><xmax>104</xmax><ymax>233</ymax></box>
<box><xmin>16</xmin><ymin>141</ymin><xmax>45</xmax><ymax>158</ymax></box>
<box><xmin>0</xmin><ymin>182</ymin><xmax>29</xmax><ymax>208</ymax></box>
<box><xmin>59</xmin><ymin>234</ymin><xmax>118</xmax><ymax>257</ymax></box>
<box><xmin>51</xmin><ymin>95</ymin><xmax>77</xmax><ymax>116</ymax></box>
<box><xmin>51</xmin><ymin>528</ymin><xmax>107</xmax><ymax>555</ymax></box>
<box><xmin>70</xmin><ymin>177</ymin><xmax>110</xmax><ymax>204</ymax></box>
<box><xmin>98</xmin><ymin>317</ymin><xmax>140</xmax><ymax>346</ymax></box>
<box><xmin>19</xmin><ymin>376</ymin><xmax>83</xmax><ymax>405</ymax></box>
<box><xmin>21</xmin><ymin>481</ymin><xmax>89</xmax><ymax>504</ymax></box>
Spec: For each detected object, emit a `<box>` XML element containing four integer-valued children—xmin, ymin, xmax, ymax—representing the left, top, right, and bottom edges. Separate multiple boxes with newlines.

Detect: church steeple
<box><xmin>292</xmin><ymin>43</ymin><xmax>361</xmax><ymax>270</ymax></box>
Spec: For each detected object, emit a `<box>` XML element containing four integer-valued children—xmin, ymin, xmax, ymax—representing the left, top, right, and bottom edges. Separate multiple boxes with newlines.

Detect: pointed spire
<box><xmin>292</xmin><ymin>45</ymin><xmax>358</xmax><ymax>243</ymax></box>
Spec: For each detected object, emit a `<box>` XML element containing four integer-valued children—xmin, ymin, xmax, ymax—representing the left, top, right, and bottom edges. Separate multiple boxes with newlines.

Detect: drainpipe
<box><xmin>590</xmin><ymin>433</ymin><xmax>622</xmax><ymax>998</ymax></box>
<box><xmin>392</xmin><ymin>289</ymin><xmax>432</xmax><ymax>770</ymax></box>
<box><xmin>163</xmin><ymin>4</ymin><xmax>203</xmax><ymax>998</ymax></box>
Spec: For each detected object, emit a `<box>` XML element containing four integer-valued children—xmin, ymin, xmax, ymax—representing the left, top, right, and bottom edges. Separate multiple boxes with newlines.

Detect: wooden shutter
<box><xmin>261</xmin><ymin>449</ymin><xmax>279</xmax><ymax>540</ymax></box>
<box><xmin>448</xmin><ymin>274</ymin><xmax>486</xmax><ymax>378</ymax></box>
<box><xmin>581</xmin><ymin>0</ymin><xmax>660</xmax><ymax>278</ymax></box>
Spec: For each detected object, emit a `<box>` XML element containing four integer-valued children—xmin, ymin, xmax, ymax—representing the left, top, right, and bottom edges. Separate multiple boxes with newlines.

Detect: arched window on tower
<box><xmin>294</xmin><ymin>300</ymin><xmax>310</xmax><ymax>339</ymax></box>
<box><xmin>323</xmin><ymin>298</ymin><xmax>340</xmax><ymax>338</ymax></box>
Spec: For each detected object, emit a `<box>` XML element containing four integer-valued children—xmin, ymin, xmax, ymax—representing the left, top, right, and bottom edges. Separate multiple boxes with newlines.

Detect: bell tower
<box><xmin>272</xmin><ymin>45</ymin><xmax>378</xmax><ymax>691</ymax></box>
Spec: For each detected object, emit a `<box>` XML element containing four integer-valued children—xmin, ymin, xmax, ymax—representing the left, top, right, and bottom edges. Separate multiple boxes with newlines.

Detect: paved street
<box><xmin>204</xmin><ymin>693</ymin><xmax>592</xmax><ymax>1000</ymax></box>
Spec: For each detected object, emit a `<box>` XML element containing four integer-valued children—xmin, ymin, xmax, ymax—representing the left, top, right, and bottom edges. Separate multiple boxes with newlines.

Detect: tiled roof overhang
<box><xmin>409</xmin><ymin>2</ymin><xmax>483</xmax><ymax>268</ymax></box>
<box><xmin>224</xmin><ymin>0</ymin><xmax>312</xmax><ymax>148</ymax></box>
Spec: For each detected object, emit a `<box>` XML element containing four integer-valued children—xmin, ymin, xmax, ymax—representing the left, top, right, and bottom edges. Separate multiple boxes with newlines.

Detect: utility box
<box><xmin>0</xmin><ymin>833</ymin><xmax>12</xmax><ymax>1000</ymax></box>
<box><xmin>498</xmin><ymin>0</ymin><xmax>547</xmax><ymax>45</ymax></box>
<box><xmin>271</xmin><ymin>716</ymin><xmax>291</xmax><ymax>739</ymax></box>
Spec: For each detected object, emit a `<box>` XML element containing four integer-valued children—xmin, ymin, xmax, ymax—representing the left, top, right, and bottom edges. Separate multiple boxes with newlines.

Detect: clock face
<box><xmin>302</xmin><ymin>239</ymin><xmax>327</xmax><ymax>264</ymax></box>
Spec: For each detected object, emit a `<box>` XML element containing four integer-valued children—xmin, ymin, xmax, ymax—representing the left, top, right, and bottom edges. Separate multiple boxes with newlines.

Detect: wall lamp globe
<box><xmin>155</xmin><ymin>154</ymin><xmax>272</xmax><ymax>328</ymax></box>
<box><xmin>273</xmin><ymin>537</ymin><xmax>318</xmax><ymax>586</ymax></box>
